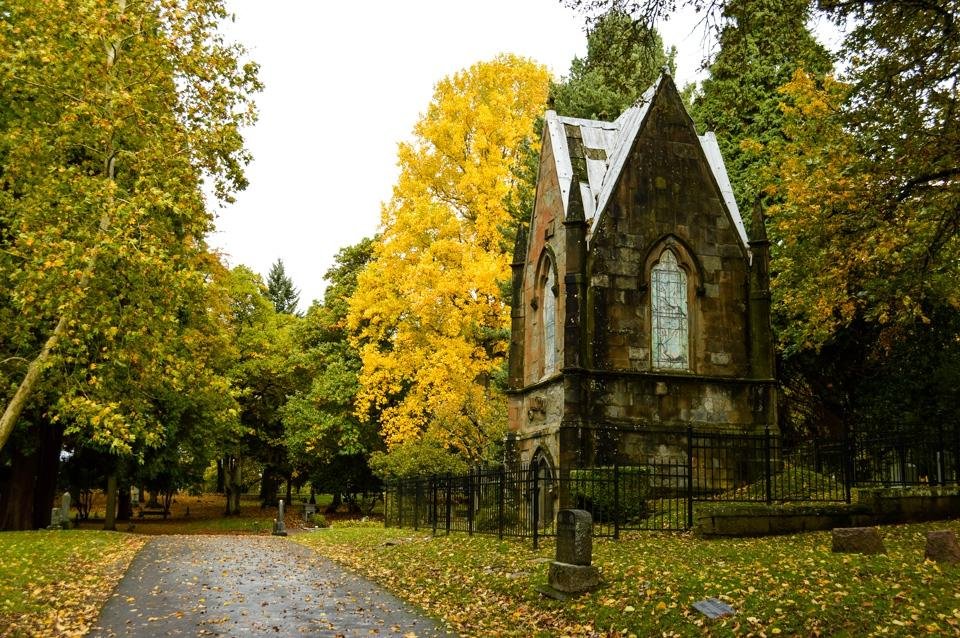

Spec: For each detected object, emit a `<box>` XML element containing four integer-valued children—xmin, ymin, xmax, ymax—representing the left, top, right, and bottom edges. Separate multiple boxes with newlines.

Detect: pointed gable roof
<box><xmin>542</xmin><ymin>74</ymin><xmax>750</xmax><ymax>251</ymax></box>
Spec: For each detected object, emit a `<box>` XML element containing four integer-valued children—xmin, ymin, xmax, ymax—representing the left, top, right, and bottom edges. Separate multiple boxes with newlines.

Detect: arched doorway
<box><xmin>529</xmin><ymin>449</ymin><xmax>555</xmax><ymax>530</ymax></box>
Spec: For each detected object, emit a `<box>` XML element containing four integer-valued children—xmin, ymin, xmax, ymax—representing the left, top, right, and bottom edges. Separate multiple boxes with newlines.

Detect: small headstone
<box><xmin>556</xmin><ymin>509</ymin><xmax>593</xmax><ymax>566</ymax></box>
<box><xmin>60</xmin><ymin>492</ymin><xmax>71</xmax><ymax>529</ymax></box>
<box><xmin>693</xmin><ymin>598</ymin><xmax>735</xmax><ymax>619</ymax></box>
<box><xmin>547</xmin><ymin>509</ymin><xmax>600</xmax><ymax>594</ymax></box>
<box><xmin>272</xmin><ymin>499</ymin><xmax>288</xmax><ymax>536</ymax></box>
<box><xmin>48</xmin><ymin>507</ymin><xmax>62</xmax><ymax>530</ymax></box>
<box><xmin>303</xmin><ymin>503</ymin><xmax>316</xmax><ymax>519</ymax></box>
<box><xmin>925</xmin><ymin>530</ymin><xmax>960</xmax><ymax>564</ymax></box>
<box><xmin>832</xmin><ymin>526</ymin><xmax>886</xmax><ymax>554</ymax></box>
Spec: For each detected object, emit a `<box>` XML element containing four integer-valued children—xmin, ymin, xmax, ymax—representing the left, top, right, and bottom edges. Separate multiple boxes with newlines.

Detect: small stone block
<box><xmin>832</xmin><ymin>527</ymin><xmax>885</xmax><ymax>554</ymax></box>
<box><xmin>925</xmin><ymin>530</ymin><xmax>960</xmax><ymax>564</ymax></box>
<box><xmin>556</xmin><ymin>509</ymin><xmax>593</xmax><ymax>566</ymax></box>
<box><xmin>692</xmin><ymin>598</ymin><xmax>735</xmax><ymax>619</ymax></box>
<box><xmin>534</xmin><ymin>584</ymin><xmax>569</xmax><ymax>601</ymax></box>
<box><xmin>548</xmin><ymin>561</ymin><xmax>600</xmax><ymax>593</ymax></box>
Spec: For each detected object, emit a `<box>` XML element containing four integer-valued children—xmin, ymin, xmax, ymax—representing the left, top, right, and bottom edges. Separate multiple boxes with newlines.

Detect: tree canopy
<box><xmin>348</xmin><ymin>54</ymin><xmax>550</xmax><ymax>463</ymax></box>
<box><xmin>0</xmin><ymin>0</ymin><xmax>260</xmax><ymax>454</ymax></box>
<box><xmin>551</xmin><ymin>10</ymin><xmax>675</xmax><ymax>120</ymax></box>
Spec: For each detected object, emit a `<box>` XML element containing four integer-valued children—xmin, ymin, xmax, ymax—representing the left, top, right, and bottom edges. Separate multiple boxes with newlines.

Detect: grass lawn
<box><xmin>0</xmin><ymin>530</ymin><xmax>145</xmax><ymax>637</ymax></box>
<box><xmin>293</xmin><ymin>519</ymin><xmax>960</xmax><ymax>637</ymax></box>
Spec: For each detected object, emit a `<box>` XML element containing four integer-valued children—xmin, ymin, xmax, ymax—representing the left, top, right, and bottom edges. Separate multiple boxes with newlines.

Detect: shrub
<box><xmin>474</xmin><ymin>504</ymin><xmax>520</xmax><ymax>532</ymax></box>
<box><xmin>569</xmin><ymin>466</ymin><xmax>652</xmax><ymax>523</ymax></box>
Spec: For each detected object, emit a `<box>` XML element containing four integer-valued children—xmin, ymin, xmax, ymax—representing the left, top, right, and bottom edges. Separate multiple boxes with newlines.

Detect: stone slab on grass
<box><xmin>832</xmin><ymin>526</ymin><xmax>886</xmax><ymax>554</ymax></box>
<box><xmin>925</xmin><ymin>530</ymin><xmax>960</xmax><ymax>564</ymax></box>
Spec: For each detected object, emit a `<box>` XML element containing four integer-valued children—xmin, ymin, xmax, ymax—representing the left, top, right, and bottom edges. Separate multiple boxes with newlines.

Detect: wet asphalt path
<box><xmin>89</xmin><ymin>535</ymin><xmax>453</xmax><ymax>637</ymax></box>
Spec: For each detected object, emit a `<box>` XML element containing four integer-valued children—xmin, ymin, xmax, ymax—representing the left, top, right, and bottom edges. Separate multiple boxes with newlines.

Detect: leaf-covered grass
<box><xmin>0</xmin><ymin>530</ymin><xmax>145</xmax><ymax>637</ymax></box>
<box><xmin>293</xmin><ymin>519</ymin><xmax>960</xmax><ymax>636</ymax></box>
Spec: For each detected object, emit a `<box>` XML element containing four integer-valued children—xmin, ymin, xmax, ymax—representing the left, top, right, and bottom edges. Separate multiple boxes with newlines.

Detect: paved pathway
<box><xmin>90</xmin><ymin>535</ymin><xmax>453</xmax><ymax>637</ymax></box>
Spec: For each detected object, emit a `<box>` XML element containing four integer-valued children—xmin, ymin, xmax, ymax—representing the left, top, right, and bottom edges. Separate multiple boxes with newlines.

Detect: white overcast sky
<box><xmin>205</xmin><ymin>1</ymin><xmax>789</xmax><ymax>310</ymax></box>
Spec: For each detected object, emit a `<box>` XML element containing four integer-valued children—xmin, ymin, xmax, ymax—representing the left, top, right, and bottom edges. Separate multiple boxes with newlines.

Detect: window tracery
<box><xmin>651</xmin><ymin>250</ymin><xmax>689</xmax><ymax>370</ymax></box>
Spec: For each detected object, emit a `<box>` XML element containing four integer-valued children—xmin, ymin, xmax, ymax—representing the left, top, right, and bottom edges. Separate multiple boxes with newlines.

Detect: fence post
<box><xmin>498</xmin><ymin>466</ymin><xmax>505</xmax><ymax>540</ymax></box>
<box><xmin>843</xmin><ymin>425</ymin><xmax>853</xmax><ymax>504</ymax></box>
<box><xmin>936</xmin><ymin>424</ymin><xmax>945</xmax><ymax>486</ymax></box>
<box><xmin>397</xmin><ymin>482</ymin><xmax>403</xmax><ymax>528</ymax></box>
<box><xmin>414</xmin><ymin>479</ymin><xmax>421</xmax><ymax>531</ymax></box>
<box><xmin>532</xmin><ymin>470</ymin><xmax>540</xmax><ymax>550</ymax></box>
<box><xmin>955</xmin><ymin>427</ymin><xmax>960</xmax><ymax>485</ymax></box>
<box><xmin>445</xmin><ymin>472</ymin><xmax>452</xmax><ymax>535</ymax></box>
<box><xmin>686</xmin><ymin>425</ymin><xmax>694</xmax><ymax>530</ymax></box>
<box><xmin>431</xmin><ymin>475</ymin><xmax>438</xmax><ymax>535</ymax></box>
<box><xmin>467</xmin><ymin>468</ymin><xmax>475</xmax><ymax>536</ymax></box>
<box><xmin>764</xmin><ymin>426</ymin><xmax>773</xmax><ymax>505</ymax></box>
<box><xmin>613</xmin><ymin>463</ymin><xmax>620</xmax><ymax>540</ymax></box>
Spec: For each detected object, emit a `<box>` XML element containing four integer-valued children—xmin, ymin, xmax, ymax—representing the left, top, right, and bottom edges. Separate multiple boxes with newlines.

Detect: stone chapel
<box><xmin>505</xmin><ymin>73</ymin><xmax>777</xmax><ymax>478</ymax></box>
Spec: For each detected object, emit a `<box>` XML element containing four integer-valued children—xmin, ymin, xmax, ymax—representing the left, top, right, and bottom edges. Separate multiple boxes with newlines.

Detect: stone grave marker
<box><xmin>303</xmin><ymin>502</ymin><xmax>316</xmax><ymax>520</ymax></box>
<box><xmin>272</xmin><ymin>499</ymin><xmax>288</xmax><ymax>536</ymax></box>
<box><xmin>925</xmin><ymin>530</ymin><xmax>960</xmax><ymax>564</ymax></box>
<box><xmin>832</xmin><ymin>526</ymin><xmax>885</xmax><ymax>554</ymax></box>
<box><xmin>546</xmin><ymin>509</ymin><xmax>600</xmax><ymax>593</ymax></box>
<box><xmin>48</xmin><ymin>508</ymin><xmax>62</xmax><ymax>530</ymax></box>
<box><xmin>692</xmin><ymin>598</ymin><xmax>735</xmax><ymax>619</ymax></box>
<box><xmin>60</xmin><ymin>492</ymin><xmax>71</xmax><ymax>529</ymax></box>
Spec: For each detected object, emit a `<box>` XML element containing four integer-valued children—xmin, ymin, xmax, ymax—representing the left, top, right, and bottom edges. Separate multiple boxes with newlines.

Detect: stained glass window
<box><xmin>543</xmin><ymin>265</ymin><xmax>557</xmax><ymax>375</ymax></box>
<box><xmin>651</xmin><ymin>250</ymin><xmax>689</xmax><ymax>370</ymax></box>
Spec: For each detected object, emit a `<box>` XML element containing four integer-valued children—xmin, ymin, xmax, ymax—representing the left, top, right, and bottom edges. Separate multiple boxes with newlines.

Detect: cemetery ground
<box><xmin>0</xmin><ymin>499</ymin><xmax>957</xmax><ymax>637</ymax></box>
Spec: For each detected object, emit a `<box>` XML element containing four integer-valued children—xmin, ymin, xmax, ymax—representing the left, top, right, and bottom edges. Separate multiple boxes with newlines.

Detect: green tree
<box><xmin>266</xmin><ymin>259</ymin><xmax>301</xmax><ymax>315</ymax></box>
<box><xmin>691</xmin><ymin>0</ymin><xmax>832</xmax><ymax>205</ymax></box>
<box><xmin>552</xmin><ymin>10</ymin><xmax>675</xmax><ymax>120</ymax></box>
<box><xmin>224</xmin><ymin>265</ymin><xmax>299</xmax><ymax>507</ymax></box>
<box><xmin>0</xmin><ymin>0</ymin><xmax>260</xmax><ymax>453</ymax></box>
<box><xmin>282</xmin><ymin>238</ymin><xmax>380</xmax><ymax>508</ymax></box>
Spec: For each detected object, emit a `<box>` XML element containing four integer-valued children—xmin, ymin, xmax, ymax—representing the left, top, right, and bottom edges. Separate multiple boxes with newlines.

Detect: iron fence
<box><xmin>384</xmin><ymin>425</ymin><xmax>960</xmax><ymax>542</ymax></box>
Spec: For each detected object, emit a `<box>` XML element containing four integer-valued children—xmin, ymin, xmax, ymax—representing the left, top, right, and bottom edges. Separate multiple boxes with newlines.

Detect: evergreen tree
<box><xmin>690</xmin><ymin>0</ymin><xmax>832</xmax><ymax>205</ymax></box>
<box><xmin>552</xmin><ymin>10</ymin><xmax>675</xmax><ymax>120</ymax></box>
<box><xmin>266</xmin><ymin>259</ymin><xmax>300</xmax><ymax>315</ymax></box>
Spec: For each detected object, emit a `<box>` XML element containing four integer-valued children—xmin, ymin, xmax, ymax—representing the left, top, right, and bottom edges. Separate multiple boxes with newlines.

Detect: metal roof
<box><xmin>542</xmin><ymin>74</ymin><xmax>750</xmax><ymax>253</ymax></box>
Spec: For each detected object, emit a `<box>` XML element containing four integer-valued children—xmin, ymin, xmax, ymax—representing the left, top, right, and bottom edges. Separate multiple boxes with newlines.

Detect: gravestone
<box><xmin>692</xmin><ymin>598</ymin><xmax>735</xmax><ymax>619</ymax></box>
<box><xmin>547</xmin><ymin>509</ymin><xmax>599</xmax><ymax>593</ymax></box>
<box><xmin>925</xmin><ymin>530</ymin><xmax>960</xmax><ymax>564</ymax></box>
<box><xmin>831</xmin><ymin>526</ymin><xmax>885</xmax><ymax>554</ymax></box>
<box><xmin>48</xmin><ymin>508</ymin><xmax>62</xmax><ymax>530</ymax></box>
<box><xmin>60</xmin><ymin>492</ymin><xmax>71</xmax><ymax>529</ymax></box>
<box><xmin>303</xmin><ymin>502</ymin><xmax>316</xmax><ymax>520</ymax></box>
<box><xmin>272</xmin><ymin>499</ymin><xmax>288</xmax><ymax>536</ymax></box>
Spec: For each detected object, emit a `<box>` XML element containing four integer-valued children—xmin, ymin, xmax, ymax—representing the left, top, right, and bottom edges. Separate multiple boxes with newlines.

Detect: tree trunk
<box><xmin>0</xmin><ymin>448</ymin><xmax>38</xmax><ymax>531</ymax></box>
<box><xmin>260</xmin><ymin>469</ymin><xmax>279</xmax><ymax>508</ymax></box>
<box><xmin>285</xmin><ymin>474</ymin><xmax>292</xmax><ymax>504</ymax></box>
<box><xmin>117</xmin><ymin>484</ymin><xmax>132</xmax><ymax>521</ymax></box>
<box><xmin>324</xmin><ymin>492</ymin><xmax>342</xmax><ymax>515</ymax></box>
<box><xmin>103</xmin><ymin>473</ymin><xmax>117</xmax><ymax>531</ymax></box>
<box><xmin>224</xmin><ymin>455</ymin><xmax>241</xmax><ymax>515</ymax></box>
<box><xmin>216</xmin><ymin>458</ymin><xmax>225</xmax><ymax>494</ymax></box>
<box><xmin>31</xmin><ymin>422</ymin><xmax>64</xmax><ymax>529</ymax></box>
<box><xmin>0</xmin><ymin>421</ymin><xmax>63</xmax><ymax>531</ymax></box>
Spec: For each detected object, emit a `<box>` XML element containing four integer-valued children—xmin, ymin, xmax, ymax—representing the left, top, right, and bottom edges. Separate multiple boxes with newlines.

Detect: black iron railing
<box><xmin>384</xmin><ymin>425</ymin><xmax>960</xmax><ymax>542</ymax></box>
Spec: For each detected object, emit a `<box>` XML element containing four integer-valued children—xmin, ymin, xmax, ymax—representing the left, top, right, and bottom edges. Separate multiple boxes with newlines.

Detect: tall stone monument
<box><xmin>547</xmin><ymin>509</ymin><xmax>600</xmax><ymax>593</ymax></box>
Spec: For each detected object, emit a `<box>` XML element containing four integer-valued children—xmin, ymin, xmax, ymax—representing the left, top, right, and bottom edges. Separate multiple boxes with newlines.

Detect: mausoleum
<box><xmin>505</xmin><ymin>73</ymin><xmax>777</xmax><ymax>481</ymax></box>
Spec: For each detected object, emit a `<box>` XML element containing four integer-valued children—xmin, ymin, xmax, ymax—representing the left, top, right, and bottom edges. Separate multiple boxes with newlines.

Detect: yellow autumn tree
<box><xmin>349</xmin><ymin>54</ymin><xmax>549</xmax><ymax>462</ymax></box>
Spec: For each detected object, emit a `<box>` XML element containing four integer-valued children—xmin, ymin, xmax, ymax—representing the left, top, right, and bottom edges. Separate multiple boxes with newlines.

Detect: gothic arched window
<box><xmin>651</xmin><ymin>250</ymin><xmax>689</xmax><ymax>370</ymax></box>
<box><xmin>542</xmin><ymin>264</ymin><xmax>557</xmax><ymax>376</ymax></box>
